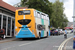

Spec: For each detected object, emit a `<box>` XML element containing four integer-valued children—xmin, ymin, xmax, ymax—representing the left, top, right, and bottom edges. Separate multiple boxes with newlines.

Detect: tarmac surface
<box><xmin>63</xmin><ymin>38</ymin><xmax>74</xmax><ymax>50</ymax></box>
<box><xmin>0</xmin><ymin>34</ymin><xmax>74</xmax><ymax>50</ymax></box>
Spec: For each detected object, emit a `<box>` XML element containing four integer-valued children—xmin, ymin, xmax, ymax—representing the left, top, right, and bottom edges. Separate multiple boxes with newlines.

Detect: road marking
<box><xmin>19</xmin><ymin>42</ymin><xmax>32</xmax><ymax>46</ymax></box>
<box><xmin>58</xmin><ymin>37</ymin><xmax>73</xmax><ymax>50</ymax></box>
<box><xmin>19</xmin><ymin>38</ymin><xmax>46</xmax><ymax>47</ymax></box>
<box><xmin>64</xmin><ymin>40</ymin><xmax>68</xmax><ymax>50</ymax></box>
<box><xmin>1</xmin><ymin>37</ymin><xmax>49</xmax><ymax>50</ymax></box>
<box><xmin>1</xmin><ymin>46</ymin><xmax>16</xmax><ymax>50</ymax></box>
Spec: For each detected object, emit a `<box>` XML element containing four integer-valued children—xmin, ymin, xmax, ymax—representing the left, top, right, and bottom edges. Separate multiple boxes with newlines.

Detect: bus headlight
<box><xmin>15</xmin><ymin>26</ymin><xmax>17</xmax><ymax>29</ymax></box>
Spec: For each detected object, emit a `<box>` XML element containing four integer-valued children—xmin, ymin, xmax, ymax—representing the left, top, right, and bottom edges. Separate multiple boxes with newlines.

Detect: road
<box><xmin>0</xmin><ymin>33</ymin><xmax>73</xmax><ymax>50</ymax></box>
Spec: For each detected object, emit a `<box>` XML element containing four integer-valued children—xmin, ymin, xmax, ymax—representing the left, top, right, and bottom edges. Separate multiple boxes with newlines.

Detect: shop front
<box><xmin>0</xmin><ymin>0</ymin><xmax>16</xmax><ymax>37</ymax></box>
<box><xmin>0</xmin><ymin>0</ymin><xmax>27</xmax><ymax>37</ymax></box>
<box><xmin>0</xmin><ymin>12</ymin><xmax>15</xmax><ymax>37</ymax></box>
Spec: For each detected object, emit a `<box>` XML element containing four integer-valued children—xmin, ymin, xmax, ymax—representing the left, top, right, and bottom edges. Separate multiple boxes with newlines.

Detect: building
<box><xmin>67</xmin><ymin>22</ymin><xmax>73</xmax><ymax>27</ymax></box>
<box><xmin>0</xmin><ymin>0</ymin><xmax>27</xmax><ymax>37</ymax></box>
<box><xmin>64</xmin><ymin>22</ymin><xmax>73</xmax><ymax>29</ymax></box>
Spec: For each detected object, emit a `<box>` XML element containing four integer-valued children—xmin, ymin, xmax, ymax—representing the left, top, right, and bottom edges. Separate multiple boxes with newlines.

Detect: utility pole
<box><xmin>73</xmin><ymin>0</ymin><xmax>75</xmax><ymax>35</ymax></box>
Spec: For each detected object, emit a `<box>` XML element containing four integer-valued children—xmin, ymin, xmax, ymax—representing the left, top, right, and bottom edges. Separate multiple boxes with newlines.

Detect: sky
<box><xmin>3</xmin><ymin>0</ymin><xmax>73</xmax><ymax>22</ymax></box>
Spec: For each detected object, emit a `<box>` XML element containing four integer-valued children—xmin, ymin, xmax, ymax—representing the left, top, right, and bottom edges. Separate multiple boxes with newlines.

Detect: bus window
<box><xmin>37</xmin><ymin>12</ymin><xmax>40</xmax><ymax>18</ymax></box>
<box><xmin>44</xmin><ymin>15</ymin><xmax>46</xmax><ymax>20</ymax></box>
<box><xmin>47</xmin><ymin>16</ymin><xmax>49</xmax><ymax>21</ymax></box>
<box><xmin>41</xmin><ymin>14</ymin><xmax>43</xmax><ymax>19</ymax></box>
<box><xmin>37</xmin><ymin>24</ymin><xmax>45</xmax><ymax>30</ymax></box>
<box><xmin>18</xmin><ymin>10</ymin><xmax>30</xmax><ymax>15</ymax></box>
<box><xmin>43</xmin><ymin>15</ymin><xmax>45</xmax><ymax>19</ymax></box>
<box><xmin>18</xmin><ymin>19</ymin><xmax>31</xmax><ymax>25</ymax></box>
<box><xmin>41</xmin><ymin>14</ymin><xmax>45</xmax><ymax>19</ymax></box>
<box><xmin>46</xmin><ymin>16</ymin><xmax>48</xmax><ymax>20</ymax></box>
<box><xmin>34</xmin><ymin>11</ymin><xmax>36</xmax><ymax>17</ymax></box>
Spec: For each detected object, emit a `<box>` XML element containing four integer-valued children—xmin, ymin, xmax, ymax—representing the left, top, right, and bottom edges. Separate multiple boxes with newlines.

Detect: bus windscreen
<box><xmin>18</xmin><ymin>10</ymin><xmax>30</xmax><ymax>15</ymax></box>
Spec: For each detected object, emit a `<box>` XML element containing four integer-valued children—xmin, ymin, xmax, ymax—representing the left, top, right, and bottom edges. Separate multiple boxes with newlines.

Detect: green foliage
<box><xmin>50</xmin><ymin>28</ymin><xmax>52</xmax><ymax>30</ymax></box>
<box><xmin>21</xmin><ymin>0</ymin><xmax>68</xmax><ymax>28</ymax></box>
<box><xmin>50</xmin><ymin>0</ymin><xmax>68</xmax><ymax>28</ymax></box>
<box><xmin>21</xmin><ymin>0</ymin><xmax>53</xmax><ymax>19</ymax></box>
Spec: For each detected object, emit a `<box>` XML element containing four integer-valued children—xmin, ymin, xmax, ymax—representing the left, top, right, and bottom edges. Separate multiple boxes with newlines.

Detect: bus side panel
<box><xmin>44</xmin><ymin>20</ymin><xmax>47</xmax><ymax>37</ymax></box>
<box><xmin>45</xmin><ymin>20</ymin><xmax>49</xmax><ymax>36</ymax></box>
<box><xmin>35</xmin><ymin>17</ymin><xmax>45</xmax><ymax>37</ymax></box>
<box><xmin>35</xmin><ymin>17</ymin><xmax>41</xmax><ymax>37</ymax></box>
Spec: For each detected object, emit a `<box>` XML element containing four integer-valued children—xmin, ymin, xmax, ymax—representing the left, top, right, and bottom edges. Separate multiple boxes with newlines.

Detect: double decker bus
<box><xmin>15</xmin><ymin>9</ymin><xmax>50</xmax><ymax>39</ymax></box>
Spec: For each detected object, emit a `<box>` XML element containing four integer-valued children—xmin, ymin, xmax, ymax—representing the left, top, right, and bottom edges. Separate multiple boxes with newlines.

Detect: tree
<box><xmin>21</xmin><ymin>0</ymin><xmax>68</xmax><ymax>28</ymax></box>
<box><xmin>21</xmin><ymin>0</ymin><xmax>53</xmax><ymax>21</ymax></box>
<box><xmin>50</xmin><ymin>0</ymin><xmax>68</xmax><ymax>28</ymax></box>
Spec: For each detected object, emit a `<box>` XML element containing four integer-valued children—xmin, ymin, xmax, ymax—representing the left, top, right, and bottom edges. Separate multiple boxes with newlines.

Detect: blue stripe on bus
<box><xmin>49</xmin><ymin>20</ymin><xmax>50</xmax><ymax>36</ymax></box>
<box><xmin>41</xmin><ymin>31</ymin><xmax>44</xmax><ymax>37</ymax></box>
<box><xmin>16</xmin><ymin>25</ymin><xmax>35</xmax><ymax>38</ymax></box>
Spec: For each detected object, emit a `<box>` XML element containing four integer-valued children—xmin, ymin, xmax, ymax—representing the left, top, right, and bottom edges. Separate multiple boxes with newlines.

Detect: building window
<box><xmin>12</xmin><ymin>19</ymin><xmax>15</xmax><ymax>36</ymax></box>
<box><xmin>7</xmin><ymin>17</ymin><xmax>11</xmax><ymax>36</ymax></box>
<box><xmin>3</xmin><ymin>15</ymin><xmax>7</xmax><ymax>35</ymax></box>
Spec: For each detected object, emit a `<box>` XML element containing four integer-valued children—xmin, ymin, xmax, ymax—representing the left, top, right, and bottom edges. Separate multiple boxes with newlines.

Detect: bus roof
<box><xmin>16</xmin><ymin>8</ymin><xmax>48</xmax><ymax>16</ymax></box>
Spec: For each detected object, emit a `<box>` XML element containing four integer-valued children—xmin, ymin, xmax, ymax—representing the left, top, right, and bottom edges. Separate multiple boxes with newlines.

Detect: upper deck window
<box><xmin>37</xmin><ymin>12</ymin><xmax>40</xmax><ymax>18</ymax></box>
<box><xmin>41</xmin><ymin>14</ymin><xmax>45</xmax><ymax>19</ymax></box>
<box><xmin>18</xmin><ymin>10</ymin><xmax>30</xmax><ymax>15</ymax></box>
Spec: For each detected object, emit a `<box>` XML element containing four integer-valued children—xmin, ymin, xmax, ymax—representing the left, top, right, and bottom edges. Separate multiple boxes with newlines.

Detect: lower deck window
<box><xmin>37</xmin><ymin>24</ymin><xmax>45</xmax><ymax>30</ymax></box>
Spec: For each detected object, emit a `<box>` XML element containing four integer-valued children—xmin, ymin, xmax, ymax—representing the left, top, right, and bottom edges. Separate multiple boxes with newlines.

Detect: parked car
<box><xmin>59</xmin><ymin>29</ymin><xmax>64</xmax><ymax>35</ymax></box>
<box><xmin>56</xmin><ymin>29</ymin><xmax>64</xmax><ymax>35</ymax></box>
<box><xmin>66</xmin><ymin>29</ymin><xmax>72</xmax><ymax>34</ymax></box>
<box><xmin>50</xmin><ymin>29</ymin><xmax>59</xmax><ymax>35</ymax></box>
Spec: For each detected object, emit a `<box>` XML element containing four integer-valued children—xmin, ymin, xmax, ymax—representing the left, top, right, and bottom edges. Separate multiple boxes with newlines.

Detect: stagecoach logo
<box><xmin>22</xmin><ymin>30</ymin><xmax>28</xmax><ymax>31</ymax></box>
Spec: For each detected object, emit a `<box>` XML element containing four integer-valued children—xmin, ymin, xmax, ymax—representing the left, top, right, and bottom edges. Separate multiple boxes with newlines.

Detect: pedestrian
<box><xmin>0</xmin><ymin>27</ymin><xmax>5</xmax><ymax>40</ymax></box>
<box><xmin>0</xmin><ymin>29</ymin><xmax>3</xmax><ymax>40</ymax></box>
<box><xmin>64</xmin><ymin>29</ymin><xmax>67</xmax><ymax>38</ymax></box>
<box><xmin>1</xmin><ymin>27</ymin><xmax>5</xmax><ymax>39</ymax></box>
<box><xmin>73</xmin><ymin>36</ymin><xmax>75</xmax><ymax>49</ymax></box>
<box><xmin>71</xmin><ymin>29</ymin><xmax>73</xmax><ymax>33</ymax></box>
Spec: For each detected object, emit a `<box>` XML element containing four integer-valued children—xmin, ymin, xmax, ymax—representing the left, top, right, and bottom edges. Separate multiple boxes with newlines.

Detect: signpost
<box><xmin>73</xmin><ymin>0</ymin><xmax>75</xmax><ymax>49</ymax></box>
<box><xmin>73</xmin><ymin>0</ymin><xmax>75</xmax><ymax>35</ymax></box>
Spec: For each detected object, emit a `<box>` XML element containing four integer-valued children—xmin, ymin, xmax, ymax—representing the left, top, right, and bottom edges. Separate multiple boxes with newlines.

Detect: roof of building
<box><xmin>0</xmin><ymin>0</ymin><xmax>27</xmax><ymax>12</ymax></box>
<box><xmin>0</xmin><ymin>0</ymin><xmax>16</xmax><ymax>12</ymax></box>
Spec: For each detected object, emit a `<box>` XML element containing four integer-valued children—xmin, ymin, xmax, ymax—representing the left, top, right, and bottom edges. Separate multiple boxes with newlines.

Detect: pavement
<box><xmin>0</xmin><ymin>35</ymin><xmax>67</xmax><ymax>50</ymax></box>
<box><xmin>0</xmin><ymin>37</ymin><xmax>18</xmax><ymax>43</ymax></box>
<box><xmin>63</xmin><ymin>37</ymin><xmax>74</xmax><ymax>50</ymax></box>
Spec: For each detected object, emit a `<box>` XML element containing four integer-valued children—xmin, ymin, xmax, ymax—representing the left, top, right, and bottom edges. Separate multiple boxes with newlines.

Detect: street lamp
<box><xmin>73</xmin><ymin>0</ymin><xmax>75</xmax><ymax>35</ymax></box>
<box><xmin>73</xmin><ymin>16</ymin><xmax>75</xmax><ymax>35</ymax></box>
